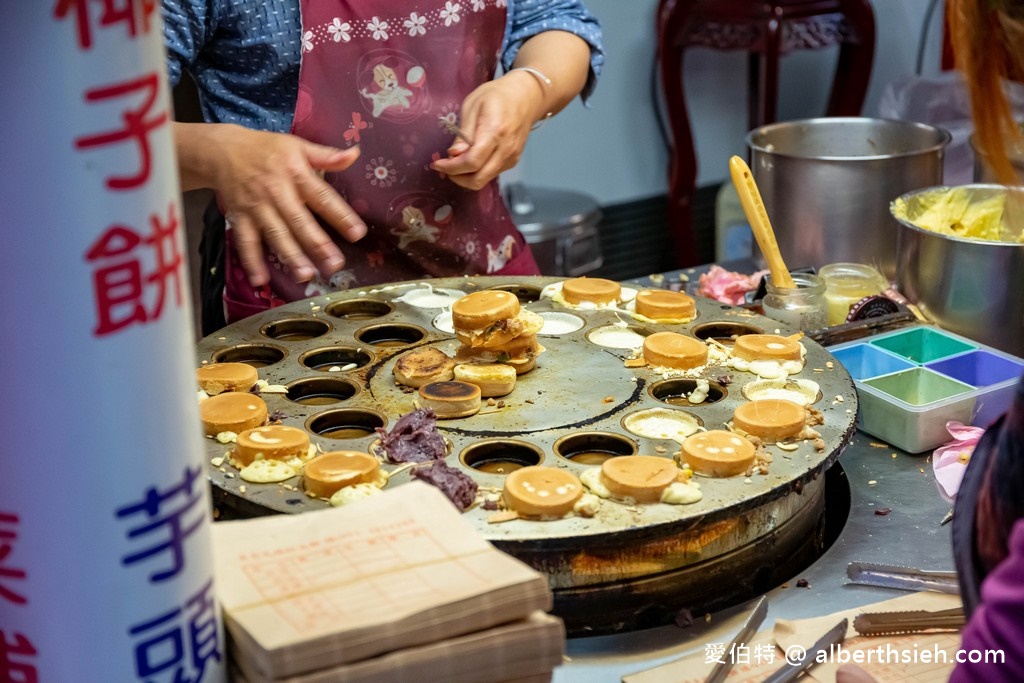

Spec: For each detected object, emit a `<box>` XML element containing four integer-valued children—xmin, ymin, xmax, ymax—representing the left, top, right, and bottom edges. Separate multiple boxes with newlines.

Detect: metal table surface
<box><xmin>552</xmin><ymin>267</ymin><xmax>956</xmax><ymax>682</ymax></box>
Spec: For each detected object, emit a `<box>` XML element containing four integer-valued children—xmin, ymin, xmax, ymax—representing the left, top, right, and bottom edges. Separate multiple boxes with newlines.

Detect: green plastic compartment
<box><xmin>869</xmin><ymin>327</ymin><xmax>975</xmax><ymax>364</ymax></box>
<box><xmin>863</xmin><ymin>367</ymin><xmax>974</xmax><ymax>406</ymax></box>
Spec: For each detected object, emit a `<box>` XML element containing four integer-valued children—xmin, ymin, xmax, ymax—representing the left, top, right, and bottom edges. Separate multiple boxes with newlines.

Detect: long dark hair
<box><xmin>974</xmin><ymin>377</ymin><xmax>1024</xmax><ymax>572</ymax></box>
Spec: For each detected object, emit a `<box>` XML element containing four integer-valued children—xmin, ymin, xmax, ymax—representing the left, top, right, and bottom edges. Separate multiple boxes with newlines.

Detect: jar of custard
<box><xmin>761</xmin><ymin>272</ymin><xmax>828</xmax><ymax>332</ymax></box>
<box><xmin>818</xmin><ymin>263</ymin><xmax>888</xmax><ymax>326</ymax></box>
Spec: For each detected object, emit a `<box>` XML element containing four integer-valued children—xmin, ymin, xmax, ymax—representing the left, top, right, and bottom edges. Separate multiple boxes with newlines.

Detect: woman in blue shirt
<box><xmin>163</xmin><ymin>0</ymin><xmax>603</xmax><ymax>329</ymax></box>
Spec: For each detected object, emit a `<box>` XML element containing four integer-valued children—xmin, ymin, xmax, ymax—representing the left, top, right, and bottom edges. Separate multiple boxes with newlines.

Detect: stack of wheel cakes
<box><xmin>451</xmin><ymin>290</ymin><xmax>545</xmax><ymax>374</ymax></box>
<box><xmin>404</xmin><ymin>290</ymin><xmax>545</xmax><ymax>418</ymax></box>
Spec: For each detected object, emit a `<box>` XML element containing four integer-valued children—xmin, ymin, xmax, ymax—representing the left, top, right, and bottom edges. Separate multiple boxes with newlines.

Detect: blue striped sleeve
<box><xmin>504</xmin><ymin>0</ymin><xmax>605</xmax><ymax>103</ymax></box>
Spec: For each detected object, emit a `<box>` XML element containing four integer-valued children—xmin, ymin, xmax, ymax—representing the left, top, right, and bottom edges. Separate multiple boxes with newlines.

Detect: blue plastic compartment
<box><xmin>928</xmin><ymin>350</ymin><xmax>1024</xmax><ymax>427</ymax></box>
<box><xmin>870</xmin><ymin>327</ymin><xmax>976</xmax><ymax>364</ymax></box>
<box><xmin>831</xmin><ymin>344</ymin><xmax>915</xmax><ymax>381</ymax></box>
<box><xmin>926</xmin><ymin>350</ymin><xmax>1024</xmax><ymax>387</ymax></box>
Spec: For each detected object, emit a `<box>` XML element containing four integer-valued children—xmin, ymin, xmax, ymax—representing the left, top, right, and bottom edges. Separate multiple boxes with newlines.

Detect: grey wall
<box><xmin>516</xmin><ymin>0</ymin><xmax>947</xmax><ymax>205</ymax></box>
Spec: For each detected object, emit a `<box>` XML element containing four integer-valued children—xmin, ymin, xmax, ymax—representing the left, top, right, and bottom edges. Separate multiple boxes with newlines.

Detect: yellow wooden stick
<box><xmin>729</xmin><ymin>155</ymin><xmax>795</xmax><ymax>289</ymax></box>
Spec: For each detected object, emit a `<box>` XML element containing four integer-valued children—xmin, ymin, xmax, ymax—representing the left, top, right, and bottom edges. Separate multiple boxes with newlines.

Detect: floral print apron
<box><xmin>223</xmin><ymin>0</ymin><xmax>539</xmax><ymax>321</ymax></box>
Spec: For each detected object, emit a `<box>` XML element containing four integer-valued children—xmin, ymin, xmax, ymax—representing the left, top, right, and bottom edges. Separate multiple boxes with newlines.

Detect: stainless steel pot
<box><xmin>748</xmin><ymin>117</ymin><xmax>951</xmax><ymax>279</ymax></box>
<box><xmin>892</xmin><ymin>184</ymin><xmax>1024</xmax><ymax>357</ymax></box>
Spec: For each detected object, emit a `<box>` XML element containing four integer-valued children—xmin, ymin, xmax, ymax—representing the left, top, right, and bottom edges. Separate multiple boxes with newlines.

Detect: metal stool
<box><xmin>656</xmin><ymin>0</ymin><xmax>876</xmax><ymax>267</ymax></box>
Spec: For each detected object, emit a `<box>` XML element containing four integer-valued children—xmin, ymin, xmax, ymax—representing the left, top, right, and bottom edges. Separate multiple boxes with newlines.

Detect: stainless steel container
<box><xmin>748</xmin><ymin>117</ymin><xmax>951</xmax><ymax>279</ymax></box>
<box><xmin>892</xmin><ymin>184</ymin><xmax>1024</xmax><ymax>357</ymax></box>
<box><xmin>507</xmin><ymin>184</ymin><xmax>604</xmax><ymax>277</ymax></box>
<box><xmin>970</xmin><ymin>131</ymin><xmax>1024</xmax><ymax>183</ymax></box>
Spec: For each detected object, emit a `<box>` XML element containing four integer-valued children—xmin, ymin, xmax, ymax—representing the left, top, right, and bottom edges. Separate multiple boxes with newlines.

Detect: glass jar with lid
<box><xmin>761</xmin><ymin>272</ymin><xmax>828</xmax><ymax>332</ymax></box>
<box><xmin>819</xmin><ymin>263</ymin><xmax>888</xmax><ymax>326</ymax></box>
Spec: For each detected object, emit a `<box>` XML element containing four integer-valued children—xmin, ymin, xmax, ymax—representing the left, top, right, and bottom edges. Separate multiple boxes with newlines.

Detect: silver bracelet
<box><xmin>510</xmin><ymin>65</ymin><xmax>553</xmax><ymax>89</ymax></box>
<box><xmin>508</xmin><ymin>66</ymin><xmax>554</xmax><ymax>130</ymax></box>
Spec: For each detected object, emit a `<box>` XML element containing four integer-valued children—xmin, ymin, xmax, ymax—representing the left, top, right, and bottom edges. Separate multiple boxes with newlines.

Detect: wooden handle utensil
<box><xmin>729</xmin><ymin>155</ymin><xmax>795</xmax><ymax>289</ymax></box>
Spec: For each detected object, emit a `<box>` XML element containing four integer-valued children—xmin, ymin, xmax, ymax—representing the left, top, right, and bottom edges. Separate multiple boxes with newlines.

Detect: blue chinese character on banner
<box><xmin>116</xmin><ymin>466</ymin><xmax>205</xmax><ymax>582</ymax></box>
<box><xmin>128</xmin><ymin>578</ymin><xmax>221</xmax><ymax>683</ymax></box>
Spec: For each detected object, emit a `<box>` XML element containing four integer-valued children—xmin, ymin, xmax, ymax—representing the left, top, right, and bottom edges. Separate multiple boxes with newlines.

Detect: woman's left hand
<box><xmin>431</xmin><ymin>70</ymin><xmax>545</xmax><ymax>190</ymax></box>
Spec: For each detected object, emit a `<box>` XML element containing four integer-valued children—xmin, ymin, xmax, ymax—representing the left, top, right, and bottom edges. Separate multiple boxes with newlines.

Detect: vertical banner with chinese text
<box><xmin>0</xmin><ymin>4</ymin><xmax>225</xmax><ymax>682</ymax></box>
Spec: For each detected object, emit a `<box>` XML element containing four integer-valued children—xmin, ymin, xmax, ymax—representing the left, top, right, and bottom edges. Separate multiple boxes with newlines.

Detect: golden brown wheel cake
<box><xmin>234</xmin><ymin>425</ymin><xmax>311</xmax><ymax>467</ymax></box>
<box><xmin>196</xmin><ymin>362</ymin><xmax>259</xmax><ymax>394</ymax></box>
<box><xmin>199</xmin><ymin>392</ymin><xmax>268</xmax><ymax>436</ymax></box>
<box><xmin>453</xmin><ymin>333</ymin><xmax>544</xmax><ymax>375</ymax></box>
<box><xmin>600</xmin><ymin>455</ymin><xmax>679</xmax><ymax>503</ymax></box>
<box><xmin>393</xmin><ymin>347</ymin><xmax>456</xmax><ymax>388</ymax></box>
<box><xmin>561</xmin><ymin>277</ymin><xmax>621</xmax><ymax>305</ymax></box>
<box><xmin>453</xmin><ymin>363</ymin><xmax>517</xmax><ymax>397</ymax></box>
<box><xmin>732</xmin><ymin>399</ymin><xmax>806</xmax><ymax>441</ymax></box>
<box><xmin>417</xmin><ymin>380</ymin><xmax>482</xmax><ymax>418</ymax></box>
<box><xmin>732</xmin><ymin>334</ymin><xmax>802</xmax><ymax>362</ymax></box>
<box><xmin>303</xmin><ymin>451</ymin><xmax>381</xmax><ymax>498</ymax></box>
<box><xmin>503</xmin><ymin>466</ymin><xmax>584</xmax><ymax>517</ymax></box>
<box><xmin>642</xmin><ymin>331</ymin><xmax>709</xmax><ymax>370</ymax></box>
<box><xmin>680</xmin><ymin>430</ymin><xmax>756</xmax><ymax>477</ymax></box>
<box><xmin>634</xmin><ymin>289</ymin><xmax>696</xmax><ymax>322</ymax></box>
<box><xmin>451</xmin><ymin>290</ymin><xmax>522</xmax><ymax>347</ymax></box>
<box><xmin>453</xmin><ymin>309</ymin><xmax>543</xmax><ymax>349</ymax></box>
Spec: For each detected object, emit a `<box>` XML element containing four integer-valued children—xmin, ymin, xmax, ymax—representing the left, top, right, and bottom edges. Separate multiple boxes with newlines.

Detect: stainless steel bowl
<box><xmin>892</xmin><ymin>184</ymin><xmax>1024</xmax><ymax>357</ymax></box>
<box><xmin>748</xmin><ymin>117</ymin><xmax>951</xmax><ymax>279</ymax></box>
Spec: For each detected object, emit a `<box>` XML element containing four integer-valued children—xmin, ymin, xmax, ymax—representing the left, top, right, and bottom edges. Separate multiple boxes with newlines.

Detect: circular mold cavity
<box><xmin>286</xmin><ymin>377</ymin><xmax>359</xmax><ymax>405</ymax></box>
<box><xmin>487</xmin><ymin>284</ymin><xmax>543</xmax><ymax>304</ymax></box>
<box><xmin>539</xmin><ymin>311</ymin><xmax>585</xmax><ymax>336</ymax></box>
<box><xmin>460</xmin><ymin>440</ymin><xmax>544</xmax><ymax>475</ymax></box>
<box><xmin>650</xmin><ymin>378</ymin><xmax>727</xmax><ymax>406</ymax></box>
<box><xmin>553</xmin><ymin>432</ymin><xmax>638</xmax><ymax>465</ymax></box>
<box><xmin>432</xmin><ymin>310</ymin><xmax>455</xmax><ymax>334</ymax></box>
<box><xmin>307</xmin><ymin>409</ymin><xmax>386</xmax><ymax>440</ymax></box>
<box><xmin>741</xmin><ymin>378</ymin><xmax>822</xmax><ymax>406</ymax></box>
<box><xmin>391</xmin><ymin>286</ymin><xmax>466</xmax><ymax>309</ymax></box>
<box><xmin>587</xmin><ymin>324</ymin><xmax>652</xmax><ymax>349</ymax></box>
<box><xmin>354</xmin><ymin>323</ymin><xmax>426</xmax><ymax>348</ymax></box>
<box><xmin>622</xmin><ymin>408</ymin><xmax>703</xmax><ymax>441</ymax></box>
<box><xmin>260</xmin><ymin>317</ymin><xmax>331</xmax><ymax>341</ymax></box>
<box><xmin>691</xmin><ymin>321</ymin><xmax>763</xmax><ymax>344</ymax></box>
<box><xmin>300</xmin><ymin>346</ymin><xmax>374</xmax><ymax>372</ymax></box>
<box><xmin>326</xmin><ymin>299</ymin><xmax>393</xmax><ymax>321</ymax></box>
<box><xmin>211</xmin><ymin>343</ymin><xmax>286</xmax><ymax>368</ymax></box>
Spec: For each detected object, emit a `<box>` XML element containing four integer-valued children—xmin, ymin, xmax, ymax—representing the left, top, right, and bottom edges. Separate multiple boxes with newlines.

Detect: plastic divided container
<box><xmin>830</xmin><ymin>326</ymin><xmax>1024</xmax><ymax>453</ymax></box>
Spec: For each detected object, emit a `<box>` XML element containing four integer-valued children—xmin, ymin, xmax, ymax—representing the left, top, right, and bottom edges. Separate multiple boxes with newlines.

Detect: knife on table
<box><xmin>846</xmin><ymin>562</ymin><xmax>959</xmax><ymax>594</ymax></box>
<box><xmin>704</xmin><ymin>595</ymin><xmax>769</xmax><ymax>683</ymax></box>
<box><xmin>761</xmin><ymin>618</ymin><xmax>848</xmax><ymax>683</ymax></box>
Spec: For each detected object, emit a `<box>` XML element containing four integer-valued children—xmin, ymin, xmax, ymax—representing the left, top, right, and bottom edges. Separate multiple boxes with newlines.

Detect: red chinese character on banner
<box><xmin>0</xmin><ymin>513</ymin><xmax>27</xmax><ymax>606</ymax></box>
<box><xmin>0</xmin><ymin>631</ymin><xmax>38</xmax><ymax>683</ymax></box>
<box><xmin>54</xmin><ymin>0</ymin><xmax>157</xmax><ymax>50</ymax></box>
<box><xmin>85</xmin><ymin>202</ymin><xmax>184</xmax><ymax>337</ymax></box>
<box><xmin>75</xmin><ymin>72</ymin><xmax>167</xmax><ymax>190</ymax></box>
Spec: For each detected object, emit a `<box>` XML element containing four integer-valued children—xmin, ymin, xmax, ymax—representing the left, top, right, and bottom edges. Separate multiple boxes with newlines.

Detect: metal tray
<box><xmin>197</xmin><ymin>276</ymin><xmax>858</xmax><ymax>633</ymax></box>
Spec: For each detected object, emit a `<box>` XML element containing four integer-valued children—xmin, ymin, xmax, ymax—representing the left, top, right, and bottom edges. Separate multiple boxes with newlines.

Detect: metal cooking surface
<box><xmin>197</xmin><ymin>277</ymin><xmax>858</xmax><ymax>547</ymax></box>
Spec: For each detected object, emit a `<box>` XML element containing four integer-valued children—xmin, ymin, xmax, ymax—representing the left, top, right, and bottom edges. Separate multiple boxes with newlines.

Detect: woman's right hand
<box><xmin>174</xmin><ymin>122</ymin><xmax>367</xmax><ymax>287</ymax></box>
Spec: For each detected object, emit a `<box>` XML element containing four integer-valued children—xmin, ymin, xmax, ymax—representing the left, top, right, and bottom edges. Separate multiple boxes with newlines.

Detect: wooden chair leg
<box><xmin>657</xmin><ymin>0</ymin><xmax>700</xmax><ymax>267</ymax></box>
<box><xmin>826</xmin><ymin>2</ymin><xmax>876</xmax><ymax>116</ymax></box>
<box><xmin>663</xmin><ymin>56</ymin><xmax>699</xmax><ymax>268</ymax></box>
<box><xmin>754</xmin><ymin>17</ymin><xmax>784</xmax><ymax>128</ymax></box>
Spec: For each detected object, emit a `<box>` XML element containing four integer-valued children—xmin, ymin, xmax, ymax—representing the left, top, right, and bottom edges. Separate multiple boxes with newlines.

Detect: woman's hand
<box><xmin>430</xmin><ymin>70</ymin><xmax>546</xmax><ymax>190</ymax></box>
<box><xmin>174</xmin><ymin>123</ymin><xmax>367</xmax><ymax>287</ymax></box>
